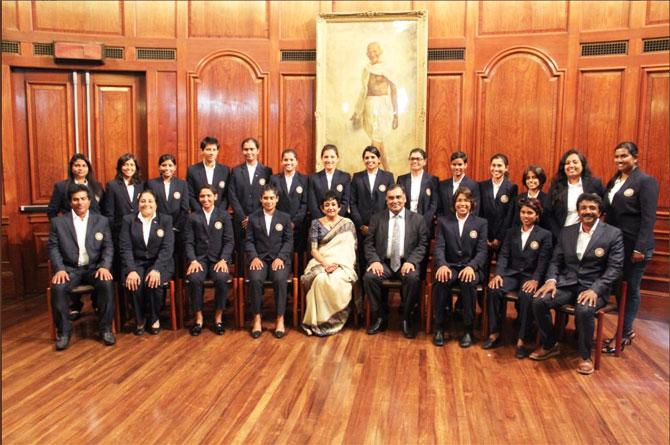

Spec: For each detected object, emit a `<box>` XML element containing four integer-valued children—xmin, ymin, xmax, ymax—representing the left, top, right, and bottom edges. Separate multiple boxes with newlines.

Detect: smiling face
<box><xmin>490</xmin><ymin>157</ymin><xmax>507</xmax><ymax>181</ymax></box>
<box><xmin>242</xmin><ymin>140</ymin><xmax>259</xmax><ymax>164</ymax></box>
<box><xmin>202</xmin><ymin>143</ymin><xmax>219</xmax><ymax>165</ymax></box>
<box><xmin>321</xmin><ymin>148</ymin><xmax>338</xmax><ymax>172</ymax></box>
<box><xmin>281</xmin><ymin>152</ymin><xmax>297</xmax><ymax>174</ymax></box>
<box><xmin>578</xmin><ymin>199</ymin><xmax>601</xmax><ymax>227</ymax></box>
<box><xmin>564</xmin><ymin>153</ymin><xmax>583</xmax><ymax>179</ymax></box>
<box><xmin>321</xmin><ymin>198</ymin><xmax>341</xmax><ymax>220</ymax></box>
<box><xmin>450</xmin><ymin>158</ymin><xmax>467</xmax><ymax>180</ymax></box>
<box><xmin>519</xmin><ymin>205</ymin><xmax>539</xmax><ymax>228</ymax></box>
<box><xmin>408</xmin><ymin>152</ymin><xmax>426</xmax><ymax>173</ymax></box>
<box><xmin>386</xmin><ymin>188</ymin><xmax>406</xmax><ymax>214</ymax></box>
<box><xmin>363</xmin><ymin>151</ymin><xmax>380</xmax><ymax>172</ymax></box>
<box><xmin>614</xmin><ymin>147</ymin><xmax>636</xmax><ymax>174</ymax></box>
<box><xmin>159</xmin><ymin>159</ymin><xmax>176</xmax><ymax>180</ymax></box>
<box><xmin>139</xmin><ymin>192</ymin><xmax>157</xmax><ymax>218</ymax></box>
<box><xmin>198</xmin><ymin>188</ymin><xmax>217</xmax><ymax>212</ymax></box>
<box><xmin>121</xmin><ymin>159</ymin><xmax>137</xmax><ymax>180</ymax></box>
<box><xmin>454</xmin><ymin>193</ymin><xmax>472</xmax><ymax>218</ymax></box>
<box><xmin>70</xmin><ymin>190</ymin><xmax>91</xmax><ymax>217</ymax></box>
<box><xmin>525</xmin><ymin>171</ymin><xmax>540</xmax><ymax>192</ymax></box>
<box><xmin>71</xmin><ymin>159</ymin><xmax>89</xmax><ymax>181</ymax></box>
<box><xmin>260</xmin><ymin>189</ymin><xmax>278</xmax><ymax>212</ymax></box>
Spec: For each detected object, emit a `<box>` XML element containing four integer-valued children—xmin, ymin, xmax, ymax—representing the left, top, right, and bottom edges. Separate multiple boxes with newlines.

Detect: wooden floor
<box><xmin>2</xmin><ymin>294</ymin><xmax>669</xmax><ymax>445</ymax></box>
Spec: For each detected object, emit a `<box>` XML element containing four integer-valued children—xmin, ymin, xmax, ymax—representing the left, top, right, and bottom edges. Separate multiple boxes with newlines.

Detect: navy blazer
<box><xmin>118</xmin><ymin>213</ymin><xmax>174</xmax><ymax>279</ymax></box>
<box><xmin>547</xmin><ymin>176</ymin><xmax>605</xmax><ymax>240</ymax></box>
<box><xmin>228</xmin><ymin>163</ymin><xmax>273</xmax><ymax>222</ymax></box>
<box><xmin>433</xmin><ymin>214</ymin><xmax>488</xmax><ymax>271</ymax></box>
<box><xmin>244</xmin><ymin>209</ymin><xmax>293</xmax><ymax>264</ymax></box>
<box><xmin>513</xmin><ymin>190</ymin><xmax>551</xmax><ymax>231</ymax></box>
<box><xmin>186</xmin><ymin>162</ymin><xmax>230</xmax><ymax>212</ymax></box>
<box><xmin>183</xmin><ymin>206</ymin><xmax>235</xmax><ymax>264</ymax></box>
<box><xmin>146</xmin><ymin>177</ymin><xmax>189</xmax><ymax>232</ymax></box>
<box><xmin>308</xmin><ymin>169</ymin><xmax>351</xmax><ymax>218</ymax></box>
<box><xmin>350</xmin><ymin>169</ymin><xmax>395</xmax><ymax>228</ymax></box>
<box><xmin>397</xmin><ymin>172</ymin><xmax>439</xmax><ymax>230</ymax></box>
<box><xmin>479</xmin><ymin>178</ymin><xmax>518</xmax><ymax>242</ymax></box>
<box><xmin>48</xmin><ymin>212</ymin><xmax>113</xmax><ymax>272</ymax></box>
<box><xmin>47</xmin><ymin>179</ymin><xmax>103</xmax><ymax>219</ymax></box>
<box><xmin>495</xmin><ymin>225</ymin><xmax>553</xmax><ymax>282</ymax></box>
<box><xmin>546</xmin><ymin>222</ymin><xmax>624</xmax><ymax>298</ymax></box>
<box><xmin>364</xmin><ymin>209</ymin><xmax>428</xmax><ymax>269</ymax></box>
<box><xmin>604</xmin><ymin>168</ymin><xmax>659</xmax><ymax>254</ymax></box>
<box><xmin>437</xmin><ymin>176</ymin><xmax>480</xmax><ymax>217</ymax></box>
<box><xmin>103</xmin><ymin>179</ymin><xmax>144</xmax><ymax>234</ymax></box>
<box><xmin>269</xmin><ymin>172</ymin><xmax>308</xmax><ymax>227</ymax></box>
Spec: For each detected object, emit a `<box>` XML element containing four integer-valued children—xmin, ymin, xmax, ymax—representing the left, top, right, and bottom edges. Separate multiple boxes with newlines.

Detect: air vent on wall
<box><xmin>33</xmin><ymin>42</ymin><xmax>54</xmax><ymax>56</ymax></box>
<box><xmin>2</xmin><ymin>40</ymin><xmax>20</xmax><ymax>54</ymax></box>
<box><xmin>136</xmin><ymin>47</ymin><xmax>176</xmax><ymax>60</ymax></box>
<box><xmin>428</xmin><ymin>48</ymin><xmax>465</xmax><ymax>61</ymax></box>
<box><xmin>643</xmin><ymin>37</ymin><xmax>669</xmax><ymax>53</ymax></box>
<box><xmin>104</xmin><ymin>46</ymin><xmax>124</xmax><ymax>59</ymax></box>
<box><xmin>580</xmin><ymin>40</ymin><xmax>628</xmax><ymax>57</ymax></box>
<box><xmin>281</xmin><ymin>50</ymin><xmax>316</xmax><ymax>62</ymax></box>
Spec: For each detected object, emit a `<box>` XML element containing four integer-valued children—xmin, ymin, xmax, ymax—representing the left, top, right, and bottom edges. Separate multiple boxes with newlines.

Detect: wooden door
<box><xmin>5</xmin><ymin>69</ymin><xmax>146</xmax><ymax>297</ymax></box>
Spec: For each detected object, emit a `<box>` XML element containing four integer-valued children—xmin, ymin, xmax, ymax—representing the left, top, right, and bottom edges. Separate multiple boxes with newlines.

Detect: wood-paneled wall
<box><xmin>2</xmin><ymin>0</ymin><xmax>668</xmax><ymax>297</ymax></box>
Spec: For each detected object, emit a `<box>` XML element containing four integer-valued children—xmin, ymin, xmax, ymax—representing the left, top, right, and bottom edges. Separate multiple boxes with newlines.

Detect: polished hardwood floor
<box><xmin>2</xmin><ymin>293</ymin><xmax>669</xmax><ymax>444</ymax></box>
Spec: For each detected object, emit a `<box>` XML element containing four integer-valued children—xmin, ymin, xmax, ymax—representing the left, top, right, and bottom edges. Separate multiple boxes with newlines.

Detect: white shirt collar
<box><xmin>579</xmin><ymin>219</ymin><xmax>599</xmax><ymax>235</ymax></box>
<box><xmin>389</xmin><ymin>208</ymin><xmax>406</xmax><ymax>219</ymax></box>
<box><xmin>72</xmin><ymin>210</ymin><xmax>89</xmax><ymax>222</ymax></box>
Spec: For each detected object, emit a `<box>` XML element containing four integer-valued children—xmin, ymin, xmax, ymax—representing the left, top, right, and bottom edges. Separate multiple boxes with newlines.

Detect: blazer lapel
<box><xmin>241</xmin><ymin>164</ymin><xmax>251</xmax><ymax>186</ymax></box>
<box><xmin>582</xmin><ymin>223</ymin><xmax>604</xmax><ymax>260</ymax></box>
<box><xmin>65</xmin><ymin>213</ymin><xmax>77</xmax><ymax>244</ymax></box>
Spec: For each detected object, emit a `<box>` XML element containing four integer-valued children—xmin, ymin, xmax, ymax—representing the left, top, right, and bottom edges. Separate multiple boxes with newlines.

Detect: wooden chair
<box><xmin>117</xmin><ymin>280</ymin><xmax>178</xmax><ymax>331</ymax></box>
<box><xmin>482</xmin><ymin>289</ymin><xmax>520</xmax><ymax>339</ymax></box>
<box><xmin>363</xmin><ymin>279</ymin><xmax>427</xmax><ymax>331</ymax></box>
<box><xmin>425</xmin><ymin>278</ymin><xmax>484</xmax><ymax>335</ymax></box>
<box><xmin>180</xmin><ymin>266</ymin><xmax>240</xmax><ymax>329</ymax></box>
<box><xmin>45</xmin><ymin>261</ymin><xmax>118</xmax><ymax>341</ymax></box>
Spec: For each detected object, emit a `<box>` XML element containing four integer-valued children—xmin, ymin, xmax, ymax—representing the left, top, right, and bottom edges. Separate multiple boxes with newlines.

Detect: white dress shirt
<box><xmin>125</xmin><ymin>179</ymin><xmax>135</xmax><ymax>203</ymax></box>
<box><xmin>492</xmin><ymin>178</ymin><xmax>503</xmax><ymax>199</ymax></box>
<box><xmin>163</xmin><ymin>180</ymin><xmax>171</xmax><ymax>200</ymax></box>
<box><xmin>72</xmin><ymin>210</ymin><xmax>90</xmax><ymax>267</ymax></box>
<box><xmin>608</xmin><ymin>176</ymin><xmax>626</xmax><ymax>203</ymax></box>
<box><xmin>452</xmin><ymin>177</ymin><xmax>463</xmax><ymax>195</ymax></box>
<box><xmin>263</xmin><ymin>210</ymin><xmax>274</xmax><ymax>236</ymax></box>
<box><xmin>246</xmin><ymin>162</ymin><xmax>257</xmax><ymax>185</ymax></box>
<box><xmin>386</xmin><ymin>209</ymin><xmax>406</xmax><ymax>258</ymax></box>
<box><xmin>203</xmin><ymin>207</ymin><xmax>214</xmax><ymax>225</ymax></box>
<box><xmin>576</xmin><ymin>220</ymin><xmax>599</xmax><ymax>260</ymax></box>
<box><xmin>565</xmin><ymin>178</ymin><xmax>583</xmax><ymax>227</ymax></box>
<box><xmin>367</xmin><ymin>170</ymin><xmax>377</xmax><ymax>196</ymax></box>
<box><xmin>204</xmin><ymin>162</ymin><xmax>215</xmax><ymax>185</ymax></box>
<box><xmin>284</xmin><ymin>172</ymin><xmax>294</xmax><ymax>192</ymax></box>
<box><xmin>457</xmin><ymin>214</ymin><xmax>468</xmax><ymax>237</ymax></box>
<box><xmin>138</xmin><ymin>212</ymin><xmax>156</xmax><ymax>246</ymax></box>
<box><xmin>521</xmin><ymin>225</ymin><xmax>534</xmax><ymax>250</ymax></box>
<box><xmin>410</xmin><ymin>172</ymin><xmax>423</xmax><ymax>212</ymax></box>
<box><xmin>325</xmin><ymin>171</ymin><xmax>334</xmax><ymax>190</ymax></box>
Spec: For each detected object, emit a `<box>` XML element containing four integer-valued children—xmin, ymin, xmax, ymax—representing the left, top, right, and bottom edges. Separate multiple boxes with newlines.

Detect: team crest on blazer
<box><xmin>336</xmin><ymin>184</ymin><xmax>343</xmax><ymax>192</ymax></box>
<box><xmin>156</xmin><ymin>229</ymin><xmax>165</xmax><ymax>238</ymax></box>
<box><xmin>259</xmin><ymin>178</ymin><xmax>266</xmax><ymax>186</ymax></box>
<box><xmin>623</xmin><ymin>188</ymin><xmax>634</xmax><ymax>197</ymax></box>
<box><xmin>426</xmin><ymin>188</ymin><xmax>431</xmax><ymax>196</ymax></box>
<box><xmin>500</xmin><ymin>194</ymin><xmax>509</xmax><ymax>203</ymax></box>
<box><xmin>469</xmin><ymin>230</ymin><xmax>478</xmax><ymax>239</ymax></box>
<box><xmin>95</xmin><ymin>232</ymin><xmax>104</xmax><ymax>241</ymax></box>
<box><xmin>173</xmin><ymin>191</ymin><xmax>181</xmax><ymax>199</ymax></box>
<box><xmin>275</xmin><ymin>223</ymin><xmax>283</xmax><ymax>232</ymax></box>
<box><xmin>214</xmin><ymin>221</ymin><xmax>223</xmax><ymax>230</ymax></box>
<box><xmin>594</xmin><ymin>247</ymin><xmax>605</xmax><ymax>257</ymax></box>
<box><xmin>218</xmin><ymin>180</ymin><xmax>225</xmax><ymax>189</ymax></box>
<box><xmin>296</xmin><ymin>186</ymin><xmax>303</xmax><ymax>194</ymax></box>
<box><xmin>530</xmin><ymin>240</ymin><xmax>539</xmax><ymax>250</ymax></box>
<box><xmin>378</xmin><ymin>184</ymin><xmax>386</xmax><ymax>192</ymax></box>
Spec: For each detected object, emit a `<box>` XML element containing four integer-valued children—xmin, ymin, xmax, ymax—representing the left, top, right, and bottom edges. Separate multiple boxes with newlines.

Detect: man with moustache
<box><xmin>531</xmin><ymin>193</ymin><xmax>624</xmax><ymax>375</ymax></box>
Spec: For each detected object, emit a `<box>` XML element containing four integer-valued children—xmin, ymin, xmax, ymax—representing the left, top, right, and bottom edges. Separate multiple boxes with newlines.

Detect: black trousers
<box><xmin>487</xmin><ymin>273</ymin><xmax>536</xmax><ymax>342</ymax></box>
<box><xmin>188</xmin><ymin>260</ymin><xmax>231</xmax><ymax>312</ymax></box>
<box><xmin>432</xmin><ymin>265</ymin><xmax>482</xmax><ymax>331</ymax></box>
<box><xmin>362</xmin><ymin>261</ymin><xmax>421</xmax><ymax>321</ymax></box>
<box><xmin>532</xmin><ymin>284</ymin><xmax>606</xmax><ymax>360</ymax></box>
<box><xmin>248</xmin><ymin>259</ymin><xmax>290</xmax><ymax>316</ymax></box>
<box><xmin>51</xmin><ymin>266</ymin><xmax>115</xmax><ymax>336</ymax></box>
<box><xmin>127</xmin><ymin>263</ymin><xmax>166</xmax><ymax>326</ymax></box>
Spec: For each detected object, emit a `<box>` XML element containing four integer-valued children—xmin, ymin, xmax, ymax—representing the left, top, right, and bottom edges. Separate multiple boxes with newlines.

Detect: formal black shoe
<box><xmin>147</xmin><ymin>325</ymin><xmax>161</xmax><ymax>335</ymax></box>
<box><xmin>273</xmin><ymin>329</ymin><xmax>285</xmax><ymax>339</ymax></box>
<box><xmin>402</xmin><ymin>320</ymin><xmax>416</xmax><ymax>339</ymax></box>
<box><xmin>515</xmin><ymin>346</ymin><xmax>530</xmax><ymax>359</ymax></box>
<box><xmin>68</xmin><ymin>310</ymin><xmax>81</xmax><ymax>322</ymax></box>
<box><xmin>366</xmin><ymin>318</ymin><xmax>387</xmax><ymax>335</ymax></box>
<box><xmin>101</xmin><ymin>331</ymin><xmax>116</xmax><ymax>346</ymax></box>
<box><xmin>432</xmin><ymin>330</ymin><xmax>445</xmax><ymax>347</ymax></box>
<box><xmin>214</xmin><ymin>322</ymin><xmax>225</xmax><ymax>335</ymax></box>
<box><xmin>459</xmin><ymin>332</ymin><xmax>473</xmax><ymax>348</ymax></box>
<box><xmin>133</xmin><ymin>326</ymin><xmax>145</xmax><ymax>336</ymax></box>
<box><xmin>190</xmin><ymin>323</ymin><xmax>203</xmax><ymax>336</ymax></box>
<box><xmin>55</xmin><ymin>334</ymin><xmax>70</xmax><ymax>351</ymax></box>
<box><xmin>251</xmin><ymin>329</ymin><xmax>262</xmax><ymax>339</ymax></box>
<box><xmin>481</xmin><ymin>337</ymin><xmax>502</xmax><ymax>350</ymax></box>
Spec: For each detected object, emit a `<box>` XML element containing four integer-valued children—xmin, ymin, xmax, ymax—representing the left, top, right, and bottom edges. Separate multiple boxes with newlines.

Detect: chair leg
<box><xmin>47</xmin><ymin>287</ymin><xmax>56</xmax><ymax>341</ymax></box>
<box><xmin>169</xmin><ymin>281</ymin><xmax>177</xmax><ymax>331</ymax></box>
<box><xmin>114</xmin><ymin>286</ymin><xmax>122</xmax><ymax>333</ymax></box>
<box><xmin>238</xmin><ymin>279</ymin><xmax>245</xmax><ymax>330</ymax></box>
<box><xmin>365</xmin><ymin>296</ymin><xmax>371</xmax><ymax>329</ymax></box>
<box><xmin>292</xmin><ymin>278</ymin><xmax>299</xmax><ymax>329</ymax></box>
<box><xmin>426</xmin><ymin>281</ymin><xmax>432</xmax><ymax>334</ymax></box>
<box><xmin>615</xmin><ymin>281</ymin><xmax>628</xmax><ymax>358</ymax></box>
<box><xmin>482</xmin><ymin>288</ymin><xmax>489</xmax><ymax>338</ymax></box>
<box><xmin>419</xmin><ymin>282</ymin><xmax>425</xmax><ymax>333</ymax></box>
<box><xmin>594</xmin><ymin>311</ymin><xmax>605</xmax><ymax>370</ymax></box>
<box><xmin>231</xmin><ymin>278</ymin><xmax>238</xmax><ymax>329</ymax></box>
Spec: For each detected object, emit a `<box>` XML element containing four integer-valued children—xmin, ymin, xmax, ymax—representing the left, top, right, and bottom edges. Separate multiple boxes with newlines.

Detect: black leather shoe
<box><xmin>190</xmin><ymin>323</ymin><xmax>203</xmax><ymax>336</ymax></box>
<box><xmin>459</xmin><ymin>332</ymin><xmax>473</xmax><ymax>348</ymax></box>
<box><xmin>481</xmin><ymin>337</ymin><xmax>502</xmax><ymax>350</ymax></box>
<box><xmin>432</xmin><ymin>330</ymin><xmax>445</xmax><ymax>347</ymax></box>
<box><xmin>101</xmin><ymin>331</ymin><xmax>116</xmax><ymax>346</ymax></box>
<box><xmin>515</xmin><ymin>346</ymin><xmax>529</xmax><ymax>359</ymax></box>
<box><xmin>55</xmin><ymin>334</ymin><xmax>70</xmax><ymax>351</ymax></box>
<box><xmin>147</xmin><ymin>325</ymin><xmax>161</xmax><ymax>335</ymax></box>
<box><xmin>68</xmin><ymin>310</ymin><xmax>81</xmax><ymax>322</ymax></box>
<box><xmin>366</xmin><ymin>318</ymin><xmax>387</xmax><ymax>335</ymax></box>
<box><xmin>402</xmin><ymin>320</ymin><xmax>416</xmax><ymax>339</ymax></box>
<box><xmin>251</xmin><ymin>329</ymin><xmax>262</xmax><ymax>339</ymax></box>
<box><xmin>214</xmin><ymin>322</ymin><xmax>225</xmax><ymax>335</ymax></box>
<box><xmin>273</xmin><ymin>329</ymin><xmax>285</xmax><ymax>339</ymax></box>
<box><xmin>133</xmin><ymin>326</ymin><xmax>145</xmax><ymax>336</ymax></box>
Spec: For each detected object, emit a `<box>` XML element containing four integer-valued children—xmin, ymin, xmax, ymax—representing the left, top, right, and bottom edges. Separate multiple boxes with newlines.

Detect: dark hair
<box><xmin>198</xmin><ymin>185</ymin><xmax>218</xmax><ymax>196</ymax></box>
<box><xmin>522</xmin><ymin>165</ymin><xmax>547</xmax><ymax>189</ymax></box>
<box><xmin>139</xmin><ymin>189</ymin><xmax>157</xmax><ymax>202</ymax></box>
<box><xmin>517</xmin><ymin>197</ymin><xmax>543</xmax><ymax>216</ymax></box>
<box><xmin>200</xmin><ymin>136</ymin><xmax>219</xmax><ymax>150</ymax></box>
<box><xmin>67</xmin><ymin>153</ymin><xmax>103</xmax><ymax>199</ymax></box>
<box><xmin>67</xmin><ymin>183</ymin><xmax>92</xmax><ymax>201</ymax></box>
<box><xmin>386</xmin><ymin>183</ymin><xmax>406</xmax><ymax>196</ymax></box>
<box><xmin>553</xmin><ymin>148</ymin><xmax>592</xmax><ymax>184</ymax></box>
<box><xmin>158</xmin><ymin>154</ymin><xmax>176</xmax><ymax>165</ymax></box>
<box><xmin>281</xmin><ymin>148</ymin><xmax>297</xmax><ymax>159</ymax></box>
<box><xmin>362</xmin><ymin>145</ymin><xmax>381</xmax><ymax>159</ymax></box>
<box><xmin>241</xmin><ymin>137</ymin><xmax>259</xmax><ymax>150</ymax></box>
<box><xmin>452</xmin><ymin>186</ymin><xmax>476</xmax><ymax>212</ymax></box>
<box><xmin>409</xmin><ymin>148</ymin><xmax>427</xmax><ymax>160</ymax></box>
<box><xmin>321</xmin><ymin>144</ymin><xmax>339</xmax><ymax>157</ymax></box>
<box><xmin>261</xmin><ymin>183</ymin><xmax>279</xmax><ymax>197</ymax></box>
<box><xmin>576</xmin><ymin>192</ymin><xmax>604</xmax><ymax>212</ymax></box>
<box><xmin>320</xmin><ymin>190</ymin><xmax>341</xmax><ymax>207</ymax></box>
<box><xmin>614</xmin><ymin>141</ymin><xmax>638</xmax><ymax>158</ymax></box>
<box><xmin>115</xmin><ymin>153</ymin><xmax>143</xmax><ymax>184</ymax></box>
<box><xmin>451</xmin><ymin>151</ymin><xmax>468</xmax><ymax>163</ymax></box>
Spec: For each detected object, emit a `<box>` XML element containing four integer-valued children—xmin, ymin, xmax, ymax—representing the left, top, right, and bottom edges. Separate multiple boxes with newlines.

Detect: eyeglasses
<box><xmin>408</xmin><ymin>157</ymin><xmax>424</xmax><ymax>161</ymax></box>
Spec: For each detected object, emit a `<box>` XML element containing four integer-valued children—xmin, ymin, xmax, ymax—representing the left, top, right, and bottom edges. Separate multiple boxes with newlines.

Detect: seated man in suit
<box><xmin>363</xmin><ymin>184</ymin><xmax>428</xmax><ymax>338</ymax></box>
<box><xmin>531</xmin><ymin>192</ymin><xmax>624</xmax><ymax>375</ymax></box>
<box><xmin>48</xmin><ymin>184</ymin><xmax>115</xmax><ymax>350</ymax></box>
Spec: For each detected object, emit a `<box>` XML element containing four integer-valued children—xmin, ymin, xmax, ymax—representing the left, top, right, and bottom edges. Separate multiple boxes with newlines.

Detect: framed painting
<box><xmin>315</xmin><ymin>10</ymin><xmax>428</xmax><ymax>175</ymax></box>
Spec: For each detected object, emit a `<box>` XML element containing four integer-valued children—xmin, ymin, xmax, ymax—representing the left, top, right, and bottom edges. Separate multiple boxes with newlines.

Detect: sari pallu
<box><xmin>301</xmin><ymin>219</ymin><xmax>358</xmax><ymax>336</ymax></box>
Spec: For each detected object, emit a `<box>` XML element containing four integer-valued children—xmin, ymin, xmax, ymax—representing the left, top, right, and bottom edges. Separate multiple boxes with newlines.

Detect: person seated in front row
<box><xmin>483</xmin><ymin>198</ymin><xmax>552</xmax><ymax>358</ymax></box>
<box><xmin>531</xmin><ymin>193</ymin><xmax>623</xmax><ymax>375</ymax></box>
<box><xmin>432</xmin><ymin>186</ymin><xmax>488</xmax><ymax>348</ymax></box>
<box><xmin>183</xmin><ymin>186</ymin><xmax>235</xmax><ymax>336</ymax></box>
<box><xmin>363</xmin><ymin>184</ymin><xmax>428</xmax><ymax>339</ymax></box>
<box><xmin>245</xmin><ymin>184</ymin><xmax>293</xmax><ymax>339</ymax></box>
<box><xmin>119</xmin><ymin>190</ymin><xmax>174</xmax><ymax>336</ymax></box>
<box><xmin>48</xmin><ymin>184</ymin><xmax>116</xmax><ymax>350</ymax></box>
<box><xmin>301</xmin><ymin>192</ymin><xmax>358</xmax><ymax>336</ymax></box>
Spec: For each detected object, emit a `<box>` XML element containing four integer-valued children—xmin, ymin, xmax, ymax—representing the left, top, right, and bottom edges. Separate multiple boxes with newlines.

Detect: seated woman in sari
<box><xmin>301</xmin><ymin>192</ymin><xmax>358</xmax><ymax>336</ymax></box>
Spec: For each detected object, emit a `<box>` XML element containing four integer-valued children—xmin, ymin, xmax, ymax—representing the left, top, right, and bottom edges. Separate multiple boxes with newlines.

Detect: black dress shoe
<box><xmin>133</xmin><ymin>326</ymin><xmax>145</xmax><ymax>336</ymax></box>
<box><xmin>273</xmin><ymin>330</ymin><xmax>285</xmax><ymax>339</ymax></box>
<box><xmin>459</xmin><ymin>332</ymin><xmax>473</xmax><ymax>348</ymax></box>
<box><xmin>55</xmin><ymin>334</ymin><xmax>71</xmax><ymax>351</ymax></box>
<box><xmin>190</xmin><ymin>323</ymin><xmax>203</xmax><ymax>336</ymax></box>
<box><xmin>481</xmin><ymin>337</ymin><xmax>502</xmax><ymax>350</ymax></box>
<box><xmin>515</xmin><ymin>346</ymin><xmax>529</xmax><ymax>359</ymax></box>
<box><xmin>68</xmin><ymin>310</ymin><xmax>81</xmax><ymax>322</ymax></box>
<box><xmin>366</xmin><ymin>318</ymin><xmax>387</xmax><ymax>335</ymax></box>
<box><xmin>433</xmin><ymin>330</ymin><xmax>445</xmax><ymax>347</ymax></box>
<box><xmin>251</xmin><ymin>329</ymin><xmax>262</xmax><ymax>339</ymax></box>
<box><xmin>147</xmin><ymin>325</ymin><xmax>161</xmax><ymax>335</ymax></box>
<box><xmin>101</xmin><ymin>331</ymin><xmax>116</xmax><ymax>346</ymax></box>
<box><xmin>214</xmin><ymin>322</ymin><xmax>225</xmax><ymax>335</ymax></box>
<box><xmin>402</xmin><ymin>320</ymin><xmax>416</xmax><ymax>339</ymax></box>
